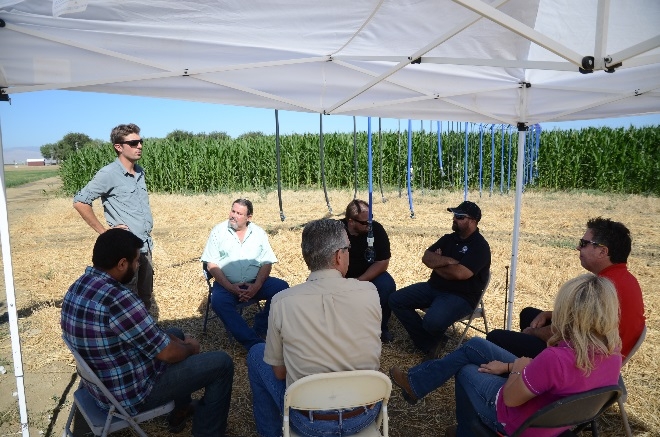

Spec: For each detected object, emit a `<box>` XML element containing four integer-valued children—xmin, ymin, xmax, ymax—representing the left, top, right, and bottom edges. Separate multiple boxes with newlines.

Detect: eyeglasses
<box><xmin>336</xmin><ymin>245</ymin><xmax>351</xmax><ymax>253</ymax></box>
<box><xmin>453</xmin><ymin>214</ymin><xmax>469</xmax><ymax>220</ymax></box>
<box><xmin>351</xmin><ymin>218</ymin><xmax>369</xmax><ymax>226</ymax></box>
<box><xmin>122</xmin><ymin>139</ymin><xmax>143</xmax><ymax>147</ymax></box>
<box><xmin>578</xmin><ymin>238</ymin><xmax>604</xmax><ymax>248</ymax></box>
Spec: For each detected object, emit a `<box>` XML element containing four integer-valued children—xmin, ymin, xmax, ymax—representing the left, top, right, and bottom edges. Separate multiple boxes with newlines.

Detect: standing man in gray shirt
<box><xmin>73</xmin><ymin>123</ymin><xmax>155</xmax><ymax>311</ymax></box>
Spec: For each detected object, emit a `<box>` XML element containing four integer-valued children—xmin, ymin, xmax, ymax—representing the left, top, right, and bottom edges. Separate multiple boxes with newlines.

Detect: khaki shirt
<box><xmin>264</xmin><ymin>269</ymin><xmax>382</xmax><ymax>387</ymax></box>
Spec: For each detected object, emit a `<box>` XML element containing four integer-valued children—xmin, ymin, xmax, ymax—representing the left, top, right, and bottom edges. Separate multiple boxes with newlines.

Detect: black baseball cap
<box><xmin>447</xmin><ymin>201</ymin><xmax>481</xmax><ymax>222</ymax></box>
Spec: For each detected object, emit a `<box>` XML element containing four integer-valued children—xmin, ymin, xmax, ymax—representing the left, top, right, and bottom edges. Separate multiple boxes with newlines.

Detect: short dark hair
<box><xmin>233</xmin><ymin>198</ymin><xmax>253</xmax><ymax>216</ymax></box>
<box><xmin>301</xmin><ymin>219</ymin><xmax>346</xmax><ymax>271</ymax></box>
<box><xmin>92</xmin><ymin>228</ymin><xmax>144</xmax><ymax>269</ymax></box>
<box><xmin>587</xmin><ymin>217</ymin><xmax>632</xmax><ymax>264</ymax></box>
<box><xmin>345</xmin><ymin>199</ymin><xmax>368</xmax><ymax>220</ymax></box>
<box><xmin>110</xmin><ymin>123</ymin><xmax>140</xmax><ymax>155</ymax></box>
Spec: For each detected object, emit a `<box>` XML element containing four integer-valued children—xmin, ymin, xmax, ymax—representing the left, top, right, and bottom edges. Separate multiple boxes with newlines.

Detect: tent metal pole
<box><xmin>0</xmin><ymin>119</ymin><xmax>30</xmax><ymax>436</ymax></box>
<box><xmin>507</xmin><ymin>123</ymin><xmax>527</xmax><ymax>331</ymax></box>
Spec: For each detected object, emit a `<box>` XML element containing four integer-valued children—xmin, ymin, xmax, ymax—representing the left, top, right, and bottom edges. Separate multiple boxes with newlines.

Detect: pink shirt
<box><xmin>496</xmin><ymin>341</ymin><xmax>621</xmax><ymax>437</ymax></box>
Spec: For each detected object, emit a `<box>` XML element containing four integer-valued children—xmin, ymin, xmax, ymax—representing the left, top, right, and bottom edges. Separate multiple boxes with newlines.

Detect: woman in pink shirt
<box><xmin>390</xmin><ymin>274</ymin><xmax>622</xmax><ymax>436</ymax></box>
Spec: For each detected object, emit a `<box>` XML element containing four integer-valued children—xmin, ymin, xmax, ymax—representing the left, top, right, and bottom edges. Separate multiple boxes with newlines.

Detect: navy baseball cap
<box><xmin>447</xmin><ymin>201</ymin><xmax>481</xmax><ymax>222</ymax></box>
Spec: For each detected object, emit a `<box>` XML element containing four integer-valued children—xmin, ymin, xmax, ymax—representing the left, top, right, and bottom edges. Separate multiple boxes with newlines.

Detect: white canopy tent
<box><xmin>1</xmin><ymin>0</ymin><xmax>659</xmax><ymax>433</ymax></box>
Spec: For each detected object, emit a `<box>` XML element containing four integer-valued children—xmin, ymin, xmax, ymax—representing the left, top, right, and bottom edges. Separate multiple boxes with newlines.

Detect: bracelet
<box><xmin>510</xmin><ymin>371</ymin><xmax>521</xmax><ymax>375</ymax></box>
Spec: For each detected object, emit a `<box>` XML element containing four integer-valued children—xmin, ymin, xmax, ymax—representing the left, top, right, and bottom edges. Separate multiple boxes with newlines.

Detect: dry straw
<box><xmin>2</xmin><ymin>187</ymin><xmax>658</xmax><ymax>436</ymax></box>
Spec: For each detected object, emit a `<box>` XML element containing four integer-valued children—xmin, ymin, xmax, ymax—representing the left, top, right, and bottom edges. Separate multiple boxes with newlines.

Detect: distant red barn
<box><xmin>26</xmin><ymin>158</ymin><xmax>46</xmax><ymax>167</ymax></box>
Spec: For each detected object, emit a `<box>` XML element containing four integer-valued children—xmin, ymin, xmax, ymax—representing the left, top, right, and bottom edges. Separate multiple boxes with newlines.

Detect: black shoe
<box><xmin>381</xmin><ymin>330</ymin><xmax>394</xmax><ymax>343</ymax></box>
<box><xmin>168</xmin><ymin>400</ymin><xmax>197</xmax><ymax>433</ymax></box>
<box><xmin>389</xmin><ymin>367</ymin><xmax>419</xmax><ymax>405</ymax></box>
<box><xmin>423</xmin><ymin>336</ymin><xmax>449</xmax><ymax>362</ymax></box>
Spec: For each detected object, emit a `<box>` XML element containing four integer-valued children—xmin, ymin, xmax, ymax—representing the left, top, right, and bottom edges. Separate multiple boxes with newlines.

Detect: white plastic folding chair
<box><xmin>61</xmin><ymin>335</ymin><xmax>175</xmax><ymax>437</ymax></box>
<box><xmin>452</xmin><ymin>270</ymin><xmax>491</xmax><ymax>348</ymax></box>
<box><xmin>618</xmin><ymin>325</ymin><xmax>647</xmax><ymax>437</ymax></box>
<box><xmin>283</xmin><ymin>370</ymin><xmax>392</xmax><ymax>437</ymax></box>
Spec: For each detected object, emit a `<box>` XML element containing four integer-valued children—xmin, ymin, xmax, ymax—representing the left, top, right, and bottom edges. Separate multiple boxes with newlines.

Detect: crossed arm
<box><xmin>422</xmin><ymin>248</ymin><xmax>474</xmax><ymax>281</ymax></box>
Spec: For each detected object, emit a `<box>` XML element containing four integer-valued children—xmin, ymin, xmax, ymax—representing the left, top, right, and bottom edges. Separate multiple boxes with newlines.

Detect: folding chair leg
<box><xmin>62</xmin><ymin>401</ymin><xmax>77</xmax><ymax>437</ymax></box>
<box><xmin>618</xmin><ymin>398</ymin><xmax>633</xmax><ymax>437</ymax></box>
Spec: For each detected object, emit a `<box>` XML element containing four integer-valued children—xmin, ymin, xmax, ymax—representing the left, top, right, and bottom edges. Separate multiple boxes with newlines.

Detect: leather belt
<box><xmin>295</xmin><ymin>404</ymin><xmax>375</xmax><ymax>421</ymax></box>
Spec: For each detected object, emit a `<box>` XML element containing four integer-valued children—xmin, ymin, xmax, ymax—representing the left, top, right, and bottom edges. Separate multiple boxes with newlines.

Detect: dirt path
<box><xmin>5</xmin><ymin>176</ymin><xmax>63</xmax><ymax>220</ymax></box>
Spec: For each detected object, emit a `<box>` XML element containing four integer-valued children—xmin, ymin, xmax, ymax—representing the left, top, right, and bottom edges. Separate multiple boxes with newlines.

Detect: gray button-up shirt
<box><xmin>74</xmin><ymin>158</ymin><xmax>153</xmax><ymax>251</ymax></box>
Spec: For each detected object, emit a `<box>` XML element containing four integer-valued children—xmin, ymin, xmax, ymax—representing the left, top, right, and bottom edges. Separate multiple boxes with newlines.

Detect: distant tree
<box><xmin>166</xmin><ymin>130</ymin><xmax>195</xmax><ymax>142</ymax></box>
<box><xmin>205</xmin><ymin>131</ymin><xmax>232</xmax><ymax>141</ymax></box>
<box><xmin>40</xmin><ymin>143</ymin><xmax>56</xmax><ymax>160</ymax></box>
<box><xmin>237</xmin><ymin>131</ymin><xmax>266</xmax><ymax>140</ymax></box>
<box><xmin>53</xmin><ymin>132</ymin><xmax>94</xmax><ymax>162</ymax></box>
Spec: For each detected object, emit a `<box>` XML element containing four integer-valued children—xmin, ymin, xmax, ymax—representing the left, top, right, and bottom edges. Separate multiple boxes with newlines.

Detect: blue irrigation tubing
<box><xmin>478</xmin><ymin>123</ymin><xmax>484</xmax><ymax>197</ymax></box>
<box><xmin>319</xmin><ymin>114</ymin><xmax>332</xmax><ymax>214</ymax></box>
<box><xmin>397</xmin><ymin>119</ymin><xmax>402</xmax><ymax>197</ymax></box>
<box><xmin>490</xmin><ymin>124</ymin><xmax>495</xmax><ymax>196</ymax></box>
<box><xmin>275</xmin><ymin>109</ymin><xmax>285</xmax><ymax>221</ymax></box>
<box><xmin>379</xmin><ymin>118</ymin><xmax>386</xmax><ymax>202</ymax></box>
<box><xmin>463</xmin><ymin>122</ymin><xmax>469</xmax><ymax>201</ymax></box>
<box><xmin>353</xmin><ymin>116</ymin><xmax>358</xmax><ymax>199</ymax></box>
<box><xmin>406</xmin><ymin>119</ymin><xmax>415</xmax><ymax>218</ymax></box>
<box><xmin>437</xmin><ymin>121</ymin><xmax>445</xmax><ymax>181</ymax></box>
<box><xmin>533</xmin><ymin>124</ymin><xmax>541</xmax><ymax>181</ymax></box>
<box><xmin>366</xmin><ymin>118</ymin><xmax>375</xmax><ymax>262</ymax></box>
<box><xmin>419</xmin><ymin>120</ymin><xmax>424</xmax><ymax>194</ymax></box>
<box><xmin>507</xmin><ymin>126</ymin><xmax>513</xmax><ymax>193</ymax></box>
<box><xmin>500</xmin><ymin>124</ymin><xmax>505</xmax><ymax>193</ymax></box>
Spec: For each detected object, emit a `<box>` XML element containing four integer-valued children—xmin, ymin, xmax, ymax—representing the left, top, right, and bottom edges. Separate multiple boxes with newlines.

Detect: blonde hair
<box><xmin>548</xmin><ymin>274</ymin><xmax>621</xmax><ymax>373</ymax></box>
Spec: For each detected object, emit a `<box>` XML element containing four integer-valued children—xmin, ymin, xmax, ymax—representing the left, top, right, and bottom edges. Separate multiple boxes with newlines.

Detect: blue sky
<box><xmin>1</xmin><ymin>90</ymin><xmax>659</xmax><ymax>151</ymax></box>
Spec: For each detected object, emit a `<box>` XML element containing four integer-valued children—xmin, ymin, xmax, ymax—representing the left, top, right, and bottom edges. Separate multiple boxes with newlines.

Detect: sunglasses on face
<box><xmin>336</xmin><ymin>245</ymin><xmax>351</xmax><ymax>253</ymax></box>
<box><xmin>453</xmin><ymin>214</ymin><xmax>469</xmax><ymax>220</ymax></box>
<box><xmin>122</xmin><ymin>139</ymin><xmax>143</xmax><ymax>147</ymax></box>
<box><xmin>578</xmin><ymin>238</ymin><xmax>604</xmax><ymax>248</ymax></box>
<box><xmin>351</xmin><ymin>218</ymin><xmax>369</xmax><ymax>226</ymax></box>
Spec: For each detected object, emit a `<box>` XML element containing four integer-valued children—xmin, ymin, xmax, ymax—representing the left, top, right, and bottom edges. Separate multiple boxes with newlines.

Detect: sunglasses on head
<box><xmin>578</xmin><ymin>238</ymin><xmax>604</xmax><ymax>248</ymax></box>
<box><xmin>122</xmin><ymin>139</ymin><xmax>143</xmax><ymax>147</ymax></box>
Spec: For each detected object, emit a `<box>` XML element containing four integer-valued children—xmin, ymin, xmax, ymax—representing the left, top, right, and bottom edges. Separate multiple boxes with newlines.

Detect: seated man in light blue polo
<box><xmin>201</xmin><ymin>198</ymin><xmax>289</xmax><ymax>350</ymax></box>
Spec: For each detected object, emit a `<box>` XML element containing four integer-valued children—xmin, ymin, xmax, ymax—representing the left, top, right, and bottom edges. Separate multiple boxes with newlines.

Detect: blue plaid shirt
<box><xmin>61</xmin><ymin>266</ymin><xmax>169</xmax><ymax>414</ymax></box>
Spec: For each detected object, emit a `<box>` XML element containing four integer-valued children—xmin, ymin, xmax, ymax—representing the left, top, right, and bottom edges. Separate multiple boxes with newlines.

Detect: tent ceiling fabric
<box><xmin>1</xmin><ymin>0</ymin><xmax>659</xmax><ymax>125</ymax></box>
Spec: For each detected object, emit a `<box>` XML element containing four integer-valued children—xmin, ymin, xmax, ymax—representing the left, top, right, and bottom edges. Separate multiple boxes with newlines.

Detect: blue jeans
<box><xmin>140</xmin><ymin>328</ymin><xmax>234</xmax><ymax>437</ymax></box>
<box><xmin>389</xmin><ymin>282</ymin><xmax>473</xmax><ymax>352</ymax></box>
<box><xmin>405</xmin><ymin>337</ymin><xmax>513</xmax><ymax>434</ymax></box>
<box><xmin>371</xmin><ymin>272</ymin><xmax>396</xmax><ymax>332</ymax></box>
<box><xmin>211</xmin><ymin>276</ymin><xmax>289</xmax><ymax>350</ymax></box>
<box><xmin>247</xmin><ymin>344</ymin><xmax>381</xmax><ymax>437</ymax></box>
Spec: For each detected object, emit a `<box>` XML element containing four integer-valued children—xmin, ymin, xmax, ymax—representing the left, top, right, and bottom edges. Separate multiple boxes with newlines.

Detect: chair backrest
<box><xmin>622</xmin><ymin>325</ymin><xmax>646</xmax><ymax>366</ymax></box>
<box><xmin>511</xmin><ymin>385</ymin><xmax>622</xmax><ymax>437</ymax></box>
<box><xmin>62</xmin><ymin>335</ymin><xmax>136</xmax><ymax>420</ymax></box>
<box><xmin>283</xmin><ymin>370</ymin><xmax>391</xmax><ymax>436</ymax></box>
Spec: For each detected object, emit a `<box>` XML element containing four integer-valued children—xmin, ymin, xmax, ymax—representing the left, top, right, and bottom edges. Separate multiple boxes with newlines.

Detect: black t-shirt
<box><xmin>427</xmin><ymin>229</ymin><xmax>491</xmax><ymax>308</ymax></box>
<box><xmin>339</xmin><ymin>218</ymin><xmax>391</xmax><ymax>279</ymax></box>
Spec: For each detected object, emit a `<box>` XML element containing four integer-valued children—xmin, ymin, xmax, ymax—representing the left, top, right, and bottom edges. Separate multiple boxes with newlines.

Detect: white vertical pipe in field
<box><xmin>0</xmin><ymin>119</ymin><xmax>31</xmax><ymax>436</ymax></box>
<box><xmin>507</xmin><ymin>128</ymin><xmax>527</xmax><ymax>331</ymax></box>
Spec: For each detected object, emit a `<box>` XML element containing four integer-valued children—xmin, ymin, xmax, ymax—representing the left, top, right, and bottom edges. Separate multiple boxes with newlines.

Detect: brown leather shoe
<box><xmin>168</xmin><ymin>400</ymin><xmax>197</xmax><ymax>433</ymax></box>
<box><xmin>389</xmin><ymin>367</ymin><xmax>419</xmax><ymax>405</ymax></box>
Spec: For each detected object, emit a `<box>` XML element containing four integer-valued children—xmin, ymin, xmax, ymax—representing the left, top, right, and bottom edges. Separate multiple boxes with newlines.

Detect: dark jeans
<box><xmin>140</xmin><ymin>328</ymin><xmax>234</xmax><ymax>437</ymax></box>
<box><xmin>211</xmin><ymin>276</ymin><xmax>289</xmax><ymax>351</ymax></box>
<box><xmin>128</xmin><ymin>250</ymin><xmax>155</xmax><ymax>311</ymax></box>
<box><xmin>371</xmin><ymin>271</ymin><xmax>396</xmax><ymax>332</ymax></box>
<box><xmin>485</xmin><ymin>307</ymin><xmax>547</xmax><ymax>358</ymax></box>
<box><xmin>389</xmin><ymin>282</ymin><xmax>473</xmax><ymax>353</ymax></box>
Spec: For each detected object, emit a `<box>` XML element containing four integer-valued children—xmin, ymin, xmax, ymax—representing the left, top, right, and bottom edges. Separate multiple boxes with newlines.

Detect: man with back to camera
<box><xmin>389</xmin><ymin>200</ymin><xmax>491</xmax><ymax>361</ymax></box>
<box><xmin>201</xmin><ymin>198</ymin><xmax>289</xmax><ymax>351</ymax></box>
<box><xmin>247</xmin><ymin>219</ymin><xmax>382</xmax><ymax>437</ymax></box>
<box><xmin>73</xmin><ymin>123</ymin><xmax>156</xmax><ymax>311</ymax></box>
<box><xmin>61</xmin><ymin>228</ymin><xmax>234</xmax><ymax>436</ymax></box>
<box><xmin>486</xmin><ymin>216</ymin><xmax>645</xmax><ymax>359</ymax></box>
<box><xmin>340</xmin><ymin>199</ymin><xmax>397</xmax><ymax>343</ymax></box>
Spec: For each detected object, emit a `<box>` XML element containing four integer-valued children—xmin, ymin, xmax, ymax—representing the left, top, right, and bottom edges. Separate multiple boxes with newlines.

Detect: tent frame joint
<box><xmin>0</xmin><ymin>88</ymin><xmax>9</xmax><ymax>103</ymax></box>
<box><xmin>516</xmin><ymin>122</ymin><xmax>528</xmax><ymax>132</ymax></box>
<box><xmin>409</xmin><ymin>56</ymin><xmax>421</xmax><ymax>64</ymax></box>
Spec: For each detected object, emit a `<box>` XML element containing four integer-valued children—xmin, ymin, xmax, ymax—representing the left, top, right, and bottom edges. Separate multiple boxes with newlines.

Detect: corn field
<box><xmin>60</xmin><ymin>125</ymin><xmax>659</xmax><ymax>196</ymax></box>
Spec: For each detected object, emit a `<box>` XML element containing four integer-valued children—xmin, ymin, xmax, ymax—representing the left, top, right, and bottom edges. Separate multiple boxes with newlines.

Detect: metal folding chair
<box><xmin>618</xmin><ymin>324</ymin><xmax>647</xmax><ymax>437</ymax></box>
<box><xmin>451</xmin><ymin>270</ymin><xmax>491</xmax><ymax>348</ymax></box>
<box><xmin>61</xmin><ymin>335</ymin><xmax>174</xmax><ymax>437</ymax></box>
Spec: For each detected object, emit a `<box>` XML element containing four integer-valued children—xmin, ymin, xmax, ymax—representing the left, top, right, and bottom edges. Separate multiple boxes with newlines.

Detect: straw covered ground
<box><xmin>1</xmin><ymin>182</ymin><xmax>658</xmax><ymax>436</ymax></box>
